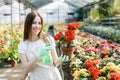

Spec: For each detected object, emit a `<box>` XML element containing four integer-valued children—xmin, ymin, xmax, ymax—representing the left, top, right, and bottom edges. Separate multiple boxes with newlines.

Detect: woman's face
<box><xmin>31</xmin><ymin>15</ymin><xmax>42</xmax><ymax>36</ymax></box>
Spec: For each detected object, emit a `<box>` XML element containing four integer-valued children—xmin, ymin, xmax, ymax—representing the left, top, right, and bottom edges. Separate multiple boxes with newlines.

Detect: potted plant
<box><xmin>54</xmin><ymin>22</ymin><xmax>80</xmax><ymax>58</ymax></box>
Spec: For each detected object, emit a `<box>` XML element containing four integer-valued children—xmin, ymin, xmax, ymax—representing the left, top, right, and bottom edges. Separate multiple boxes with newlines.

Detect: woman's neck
<box><xmin>30</xmin><ymin>35</ymin><xmax>39</xmax><ymax>42</ymax></box>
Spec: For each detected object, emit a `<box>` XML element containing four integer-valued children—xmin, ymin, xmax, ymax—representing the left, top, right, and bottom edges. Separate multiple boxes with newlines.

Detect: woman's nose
<box><xmin>35</xmin><ymin>23</ymin><xmax>39</xmax><ymax>27</ymax></box>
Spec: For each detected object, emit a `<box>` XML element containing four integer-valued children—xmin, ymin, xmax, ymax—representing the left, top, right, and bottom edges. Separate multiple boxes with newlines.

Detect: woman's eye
<box><xmin>38</xmin><ymin>22</ymin><xmax>41</xmax><ymax>25</ymax></box>
<box><xmin>32</xmin><ymin>21</ymin><xmax>41</xmax><ymax>25</ymax></box>
<box><xmin>32</xmin><ymin>22</ymin><xmax>36</xmax><ymax>24</ymax></box>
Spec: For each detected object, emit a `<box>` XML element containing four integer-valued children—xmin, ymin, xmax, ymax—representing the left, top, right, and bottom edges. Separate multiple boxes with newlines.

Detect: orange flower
<box><xmin>100</xmin><ymin>50</ymin><xmax>109</xmax><ymax>55</ymax></box>
<box><xmin>93</xmin><ymin>59</ymin><xmax>100</xmax><ymax>65</ymax></box>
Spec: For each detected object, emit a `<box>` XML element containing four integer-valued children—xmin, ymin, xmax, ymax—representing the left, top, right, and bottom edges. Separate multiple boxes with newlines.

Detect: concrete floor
<box><xmin>0</xmin><ymin>63</ymin><xmax>25</xmax><ymax>80</ymax></box>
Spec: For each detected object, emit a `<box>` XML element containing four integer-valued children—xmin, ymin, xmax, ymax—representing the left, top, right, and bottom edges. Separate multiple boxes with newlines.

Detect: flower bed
<box><xmin>69</xmin><ymin>32</ymin><xmax>120</xmax><ymax>80</ymax></box>
<box><xmin>0</xmin><ymin>24</ymin><xmax>23</xmax><ymax>67</ymax></box>
<box><xmin>54</xmin><ymin>23</ymin><xmax>120</xmax><ymax>79</ymax></box>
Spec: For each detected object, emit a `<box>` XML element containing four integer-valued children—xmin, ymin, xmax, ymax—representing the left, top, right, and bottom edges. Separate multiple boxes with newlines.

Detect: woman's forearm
<box><xmin>53</xmin><ymin>59</ymin><xmax>62</xmax><ymax>67</ymax></box>
<box><xmin>23</xmin><ymin>57</ymin><xmax>38</xmax><ymax>74</ymax></box>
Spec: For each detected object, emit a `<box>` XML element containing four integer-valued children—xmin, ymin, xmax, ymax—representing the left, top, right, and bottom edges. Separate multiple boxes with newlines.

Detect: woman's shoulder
<box><xmin>19</xmin><ymin>40</ymin><xmax>28</xmax><ymax>46</ymax></box>
<box><xmin>18</xmin><ymin>40</ymin><xmax>28</xmax><ymax>54</ymax></box>
<box><xmin>18</xmin><ymin>40</ymin><xmax>28</xmax><ymax>49</ymax></box>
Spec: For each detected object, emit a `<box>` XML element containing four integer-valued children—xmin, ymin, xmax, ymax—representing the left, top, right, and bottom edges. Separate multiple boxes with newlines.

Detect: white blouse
<box><xmin>18</xmin><ymin>36</ymin><xmax>62</xmax><ymax>80</ymax></box>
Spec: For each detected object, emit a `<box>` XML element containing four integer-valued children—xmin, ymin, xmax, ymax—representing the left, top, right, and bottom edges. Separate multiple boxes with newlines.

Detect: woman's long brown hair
<box><xmin>23</xmin><ymin>11</ymin><xmax>43</xmax><ymax>41</ymax></box>
<box><xmin>23</xmin><ymin>11</ymin><xmax>50</xmax><ymax>44</ymax></box>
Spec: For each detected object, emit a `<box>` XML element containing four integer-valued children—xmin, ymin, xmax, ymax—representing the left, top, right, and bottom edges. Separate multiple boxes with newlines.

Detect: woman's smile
<box><xmin>32</xmin><ymin>16</ymin><xmax>42</xmax><ymax>35</ymax></box>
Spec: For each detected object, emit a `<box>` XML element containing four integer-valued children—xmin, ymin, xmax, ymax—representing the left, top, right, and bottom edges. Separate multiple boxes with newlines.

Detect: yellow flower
<box><xmin>72</xmin><ymin>70</ymin><xmax>80</xmax><ymax>77</ymax></box>
<box><xmin>72</xmin><ymin>69</ymin><xmax>89</xmax><ymax>78</ymax></box>
<box><xmin>100</xmin><ymin>67</ymin><xmax>106</xmax><ymax>73</ymax></box>
<box><xmin>75</xmin><ymin>29</ymin><xmax>79</xmax><ymax>34</ymax></box>
<box><xmin>79</xmin><ymin>69</ymin><xmax>89</xmax><ymax>76</ymax></box>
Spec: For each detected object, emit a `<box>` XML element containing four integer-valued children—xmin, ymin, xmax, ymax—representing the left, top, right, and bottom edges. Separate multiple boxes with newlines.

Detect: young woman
<box><xmin>18</xmin><ymin>11</ymin><xmax>68</xmax><ymax>80</ymax></box>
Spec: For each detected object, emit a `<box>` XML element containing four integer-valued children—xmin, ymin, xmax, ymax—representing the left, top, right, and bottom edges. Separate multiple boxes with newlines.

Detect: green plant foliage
<box><xmin>113</xmin><ymin>0</ymin><xmax>120</xmax><ymax>16</ymax></box>
<box><xmin>98</xmin><ymin>0</ymin><xmax>110</xmax><ymax>18</ymax></box>
<box><xmin>88</xmin><ymin>8</ymin><xmax>100</xmax><ymax>22</ymax></box>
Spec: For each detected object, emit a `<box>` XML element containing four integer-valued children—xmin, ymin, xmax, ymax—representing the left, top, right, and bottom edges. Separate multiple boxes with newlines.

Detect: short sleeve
<box><xmin>18</xmin><ymin>42</ymin><xmax>26</xmax><ymax>54</ymax></box>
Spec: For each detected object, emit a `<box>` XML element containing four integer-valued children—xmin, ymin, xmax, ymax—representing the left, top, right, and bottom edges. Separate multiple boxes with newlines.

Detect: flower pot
<box><xmin>61</xmin><ymin>46</ymin><xmax>75</xmax><ymax>58</ymax></box>
<box><xmin>11</xmin><ymin>60</ymin><xmax>17</xmax><ymax>67</ymax></box>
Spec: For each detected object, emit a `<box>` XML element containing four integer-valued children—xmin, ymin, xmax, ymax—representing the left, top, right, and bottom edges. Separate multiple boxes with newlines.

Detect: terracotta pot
<box><xmin>61</xmin><ymin>46</ymin><xmax>75</xmax><ymax>58</ymax></box>
<box><xmin>11</xmin><ymin>60</ymin><xmax>17</xmax><ymax>67</ymax></box>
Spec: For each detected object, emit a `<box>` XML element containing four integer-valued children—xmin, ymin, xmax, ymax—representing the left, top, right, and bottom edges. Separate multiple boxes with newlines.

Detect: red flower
<box><xmin>88</xmin><ymin>66</ymin><xmax>100</xmax><ymax>80</ymax></box>
<box><xmin>109</xmin><ymin>72</ymin><xmax>120</xmax><ymax>80</ymax></box>
<box><xmin>64</xmin><ymin>30</ymin><xmax>75</xmax><ymax>42</ymax></box>
<box><xmin>54</xmin><ymin>32</ymin><xmax>62</xmax><ymax>40</ymax></box>
<box><xmin>68</xmin><ymin>22</ymin><xmax>80</xmax><ymax>30</ymax></box>
<box><xmin>84</xmin><ymin>59</ymin><xmax>94</xmax><ymax>68</ymax></box>
<box><xmin>54</xmin><ymin>22</ymin><xmax>80</xmax><ymax>47</ymax></box>
<box><xmin>84</xmin><ymin>59</ymin><xmax>100</xmax><ymax>80</ymax></box>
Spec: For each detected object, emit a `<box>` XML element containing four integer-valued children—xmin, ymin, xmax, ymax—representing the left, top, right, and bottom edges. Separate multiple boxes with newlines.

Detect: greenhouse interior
<box><xmin>0</xmin><ymin>0</ymin><xmax>120</xmax><ymax>80</ymax></box>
